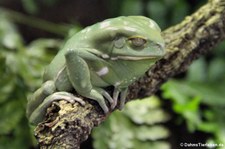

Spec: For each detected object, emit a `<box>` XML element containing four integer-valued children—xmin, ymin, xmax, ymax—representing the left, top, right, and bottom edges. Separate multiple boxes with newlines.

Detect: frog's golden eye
<box><xmin>128</xmin><ymin>37</ymin><xmax>147</xmax><ymax>48</ymax></box>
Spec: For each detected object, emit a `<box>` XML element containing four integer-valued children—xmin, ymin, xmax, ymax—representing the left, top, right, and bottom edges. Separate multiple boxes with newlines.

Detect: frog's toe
<box><xmin>111</xmin><ymin>89</ymin><xmax>120</xmax><ymax>109</ymax></box>
<box><xmin>110</xmin><ymin>98</ymin><xmax>117</xmax><ymax>109</ymax></box>
<box><xmin>95</xmin><ymin>88</ymin><xmax>115</xmax><ymax>110</ymax></box>
<box><xmin>52</xmin><ymin>92</ymin><xmax>85</xmax><ymax>106</ymax></box>
<box><xmin>101</xmin><ymin>91</ymin><xmax>116</xmax><ymax>109</ymax></box>
<box><xmin>95</xmin><ymin>96</ymin><xmax>109</xmax><ymax>113</ymax></box>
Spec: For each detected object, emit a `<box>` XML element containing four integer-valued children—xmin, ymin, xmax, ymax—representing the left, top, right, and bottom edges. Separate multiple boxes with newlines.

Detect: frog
<box><xmin>26</xmin><ymin>16</ymin><xmax>165</xmax><ymax>125</ymax></box>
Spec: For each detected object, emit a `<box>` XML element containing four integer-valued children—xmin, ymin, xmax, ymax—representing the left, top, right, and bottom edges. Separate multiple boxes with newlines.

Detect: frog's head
<box><xmin>81</xmin><ymin>16</ymin><xmax>165</xmax><ymax>61</ymax></box>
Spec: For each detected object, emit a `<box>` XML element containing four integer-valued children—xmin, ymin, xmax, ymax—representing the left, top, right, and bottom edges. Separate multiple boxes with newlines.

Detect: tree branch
<box><xmin>34</xmin><ymin>0</ymin><xmax>225</xmax><ymax>148</ymax></box>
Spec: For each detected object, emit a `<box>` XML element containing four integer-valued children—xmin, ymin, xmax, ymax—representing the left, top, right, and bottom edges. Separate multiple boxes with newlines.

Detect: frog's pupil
<box><xmin>131</xmin><ymin>38</ymin><xmax>146</xmax><ymax>47</ymax></box>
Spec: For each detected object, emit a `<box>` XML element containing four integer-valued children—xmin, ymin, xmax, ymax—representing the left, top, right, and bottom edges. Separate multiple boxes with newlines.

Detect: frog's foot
<box><xmin>112</xmin><ymin>88</ymin><xmax>128</xmax><ymax>110</ymax></box>
<box><xmin>93</xmin><ymin>88</ymin><xmax>115</xmax><ymax>112</ymax></box>
<box><xmin>29</xmin><ymin>92</ymin><xmax>85</xmax><ymax>125</ymax></box>
<box><xmin>100</xmin><ymin>90</ymin><xmax>116</xmax><ymax>109</ymax></box>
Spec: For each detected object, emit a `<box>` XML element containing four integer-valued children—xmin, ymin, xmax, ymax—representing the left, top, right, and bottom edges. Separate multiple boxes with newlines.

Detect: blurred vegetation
<box><xmin>161</xmin><ymin>44</ymin><xmax>225</xmax><ymax>146</ymax></box>
<box><xmin>93</xmin><ymin>97</ymin><xmax>170</xmax><ymax>149</ymax></box>
<box><xmin>0</xmin><ymin>12</ymin><xmax>63</xmax><ymax>148</ymax></box>
<box><xmin>0</xmin><ymin>0</ymin><xmax>224</xmax><ymax>149</ymax></box>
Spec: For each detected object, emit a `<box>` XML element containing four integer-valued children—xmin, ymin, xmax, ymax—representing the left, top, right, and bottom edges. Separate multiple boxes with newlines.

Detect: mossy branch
<box><xmin>34</xmin><ymin>0</ymin><xmax>225</xmax><ymax>148</ymax></box>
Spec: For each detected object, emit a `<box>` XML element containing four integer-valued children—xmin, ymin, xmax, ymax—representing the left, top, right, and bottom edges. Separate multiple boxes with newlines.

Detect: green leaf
<box><xmin>162</xmin><ymin>80</ymin><xmax>225</xmax><ymax>106</ymax></box>
<box><xmin>161</xmin><ymin>80</ymin><xmax>189</xmax><ymax>104</ymax></box>
<box><xmin>0</xmin><ymin>14</ymin><xmax>24</xmax><ymax>49</ymax></box>
<box><xmin>93</xmin><ymin>97</ymin><xmax>170</xmax><ymax>149</ymax></box>
<box><xmin>93</xmin><ymin>111</ymin><xmax>134</xmax><ymax>149</ymax></box>
<box><xmin>198</xmin><ymin>122</ymin><xmax>218</xmax><ymax>133</ymax></box>
<box><xmin>189</xmin><ymin>83</ymin><xmax>225</xmax><ymax>106</ymax></box>
<box><xmin>133</xmin><ymin>140</ymin><xmax>170</xmax><ymax>149</ymax></box>
<box><xmin>173</xmin><ymin>96</ymin><xmax>200</xmax><ymax>113</ymax></box>
<box><xmin>0</xmin><ymin>100</ymin><xmax>24</xmax><ymax>134</ymax></box>
<box><xmin>123</xmin><ymin>97</ymin><xmax>170</xmax><ymax>125</ymax></box>
<box><xmin>135</xmin><ymin>125</ymin><xmax>169</xmax><ymax>141</ymax></box>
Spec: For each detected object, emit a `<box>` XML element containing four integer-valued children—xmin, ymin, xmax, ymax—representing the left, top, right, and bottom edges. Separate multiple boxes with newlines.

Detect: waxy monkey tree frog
<box><xmin>26</xmin><ymin>16</ymin><xmax>165</xmax><ymax>125</ymax></box>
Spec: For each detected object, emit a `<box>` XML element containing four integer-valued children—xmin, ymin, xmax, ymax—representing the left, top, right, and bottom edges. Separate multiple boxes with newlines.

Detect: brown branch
<box><xmin>34</xmin><ymin>0</ymin><xmax>225</xmax><ymax>148</ymax></box>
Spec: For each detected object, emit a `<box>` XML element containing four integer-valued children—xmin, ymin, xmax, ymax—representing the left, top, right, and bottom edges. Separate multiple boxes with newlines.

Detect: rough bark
<box><xmin>35</xmin><ymin>0</ymin><xmax>225</xmax><ymax>148</ymax></box>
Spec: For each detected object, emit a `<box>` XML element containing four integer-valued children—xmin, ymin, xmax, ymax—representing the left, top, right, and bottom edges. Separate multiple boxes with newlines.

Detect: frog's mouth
<box><xmin>89</xmin><ymin>50</ymin><xmax>161</xmax><ymax>61</ymax></box>
<box><xmin>114</xmin><ymin>55</ymin><xmax>161</xmax><ymax>60</ymax></box>
<box><xmin>100</xmin><ymin>54</ymin><xmax>161</xmax><ymax>61</ymax></box>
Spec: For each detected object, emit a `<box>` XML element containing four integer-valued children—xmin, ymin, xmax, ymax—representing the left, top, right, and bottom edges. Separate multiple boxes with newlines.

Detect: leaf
<box><xmin>93</xmin><ymin>111</ymin><xmax>134</xmax><ymax>149</ymax></box>
<box><xmin>189</xmin><ymin>82</ymin><xmax>225</xmax><ymax>106</ymax></box>
<box><xmin>161</xmin><ymin>80</ymin><xmax>190</xmax><ymax>104</ymax></box>
<box><xmin>109</xmin><ymin>112</ymin><xmax>134</xmax><ymax>149</ymax></box>
<box><xmin>0</xmin><ymin>14</ymin><xmax>24</xmax><ymax>49</ymax></box>
<box><xmin>135</xmin><ymin>125</ymin><xmax>169</xmax><ymax>141</ymax></box>
<box><xmin>198</xmin><ymin>122</ymin><xmax>218</xmax><ymax>133</ymax></box>
<box><xmin>123</xmin><ymin>97</ymin><xmax>170</xmax><ymax>125</ymax></box>
<box><xmin>0</xmin><ymin>99</ymin><xmax>24</xmax><ymax>134</ymax></box>
<box><xmin>162</xmin><ymin>79</ymin><xmax>225</xmax><ymax>106</ymax></box>
<box><xmin>133</xmin><ymin>140</ymin><xmax>170</xmax><ymax>149</ymax></box>
<box><xmin>92</xmin><ymin>97</ymin><xmax>170</xmax><ymax>149</ymax></box>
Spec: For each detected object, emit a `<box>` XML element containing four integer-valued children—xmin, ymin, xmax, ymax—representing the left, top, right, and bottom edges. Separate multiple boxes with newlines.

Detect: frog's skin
<box><xmin>26</xmin><ymin>16</ymin><xmax>165</xmax><ymax>125</ymax></box>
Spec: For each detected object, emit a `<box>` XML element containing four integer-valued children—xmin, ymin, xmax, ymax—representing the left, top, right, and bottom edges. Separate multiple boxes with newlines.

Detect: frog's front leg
<box><xmin>65</xmin><ymin>49</ymin><xmax>114</xmax><ymax>113</ymax></box>
<box><xmin>26</xmin><ymin>80</ymin><xmax>56</xmax><ymax>121</ymax></box>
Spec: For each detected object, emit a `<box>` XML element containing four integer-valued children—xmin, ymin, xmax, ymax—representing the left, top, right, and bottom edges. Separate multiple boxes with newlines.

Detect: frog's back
<box><xmin>43</xmin><ymin>32</ymin><xmax>84</xmax><ymax>81</ymax></box>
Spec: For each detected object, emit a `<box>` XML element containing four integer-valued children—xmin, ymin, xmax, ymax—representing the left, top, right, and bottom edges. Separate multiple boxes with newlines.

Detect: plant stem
<box><xmin>0</xmin><ymin>7</ymin><xmax>71</xmax><ymax>36</ymax></box>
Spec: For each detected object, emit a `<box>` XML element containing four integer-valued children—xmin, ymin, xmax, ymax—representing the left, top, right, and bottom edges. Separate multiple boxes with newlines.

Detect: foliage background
<box><xmin>0</xmin><ymin>0</ymin><xmax>224</xmax><ymax>149</ymax></box>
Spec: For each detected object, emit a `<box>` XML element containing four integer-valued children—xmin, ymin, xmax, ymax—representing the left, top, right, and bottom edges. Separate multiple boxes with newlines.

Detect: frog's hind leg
<box><xmin>26</xmin><ymin>80</ymin><xmax>56</xmax><ymax>120</ymax></box>
<box><xmin>29</xmin><ymin>92</ymin><xmax>85</xmax><ymax>125</ymax></box>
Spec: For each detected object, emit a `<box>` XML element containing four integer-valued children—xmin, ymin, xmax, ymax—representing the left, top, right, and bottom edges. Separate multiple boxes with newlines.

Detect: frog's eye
<box><xmin>128</xmin><ymin>37</ymin><xmax>147</xmax><ymax>48</ymax></box>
